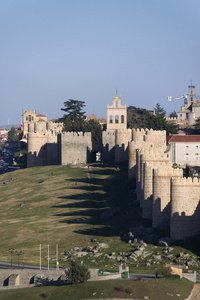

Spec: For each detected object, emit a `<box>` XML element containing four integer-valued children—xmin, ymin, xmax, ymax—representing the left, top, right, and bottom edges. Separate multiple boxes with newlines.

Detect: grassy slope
<box><xmin>0</xmin><ymin>278</ymin><xmax>193</xmax><ymax>300</ymax></box>
<box><xmin>0</xmin><ymin>162</ymin><xmax>199</xmax><ymax>271</ymax></box>
<box><xmin>0</xmin><ymin>163</ymin><xmax>197</xmax><ymax>298</ymax></box>
<box><xmin>0</xmin><ymin>162</ymin><xmax>135</xmax><ymax>267</ymax></box>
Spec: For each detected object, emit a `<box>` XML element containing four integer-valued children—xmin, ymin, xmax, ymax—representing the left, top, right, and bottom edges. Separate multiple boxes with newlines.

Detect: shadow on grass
<box><xmin>52</xmin><ymin>162</ymin><xmax>143</xmax><ymax>237</ymax></box>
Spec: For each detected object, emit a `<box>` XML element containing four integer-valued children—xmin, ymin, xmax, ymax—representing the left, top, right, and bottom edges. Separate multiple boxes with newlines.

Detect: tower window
<box><xmin>121</xmin><ymin>115</ymin><xmax>124</xmax><ymax>123</ymax></box>
<box><xmin>115</xmin><ymin>115</ymin><xmax>119</xmax><ymax>123</ymax></box>
<box><xmin>109</xmin><ymin>115</ymin><xmax>113</xmax><ymax>123</ymax></box>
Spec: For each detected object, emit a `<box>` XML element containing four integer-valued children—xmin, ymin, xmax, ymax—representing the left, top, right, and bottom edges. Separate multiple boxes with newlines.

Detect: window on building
<box><xmin>186</xmin><ymin>145</ymin><xmax>189</xmax><ymax>149</ymax></box>
<box><xmin>109</xmin><ymin>115</ymin><xmax>113</xmax><ymax>123</ymax></box>
<box><xmin>195</xmin><ymin>153</ymin><xmax>199</xmax><ymax>156</ymax></box>
<box><xmin>26</xmin><ymin>116</ymin><xmax>28</xmax><ymax>121</ymax></box>
<box><xmin>28</xmin><ymin>115</ymin><xmax>32</xmax><ymax>122</ymax></box>
<box><xmin>180</xmin><ymin>114</ymin><xmax>182</xmax><ymax>117</ymax></box>
<box><xmin>115</xmin><ymin>115</ymin><xmax>119</xmax><ymax>123</ymax></box>
<box><xmin>196</xmin><ymin>145</ymin><xmax>198</xmax><ymax>149</ymax></box>
<box><xmin>195</xmin><ymin>156</ymin><xmax>199</xmax><ymax>161</ymax></box>
<box><xmin>121</xmin><ymin>115</ymin><xmax>124</xmax><ymax>123</ymax></box>
<box><xmin>186</xmin><ymin>156</ymin><xmax>189</xmax><ymax>161</ymax></box>
<box><xmin>186</xmin><ymin>113</ymin><xmax>188</xmax><ymax>119</ymax></box>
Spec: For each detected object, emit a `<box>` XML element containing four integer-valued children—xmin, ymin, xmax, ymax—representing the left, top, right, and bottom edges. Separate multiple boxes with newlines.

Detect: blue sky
<box><xmin>1</xmin><ymin>0</ymin><xmax>200</xmax><ymax>125</ymax></box>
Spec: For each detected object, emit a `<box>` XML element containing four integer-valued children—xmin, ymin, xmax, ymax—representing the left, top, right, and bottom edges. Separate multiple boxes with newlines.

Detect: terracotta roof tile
<box><xmin>168</xmin><ymin>135</ymin><xmax>200</xmax><ymax>143</ymax></box>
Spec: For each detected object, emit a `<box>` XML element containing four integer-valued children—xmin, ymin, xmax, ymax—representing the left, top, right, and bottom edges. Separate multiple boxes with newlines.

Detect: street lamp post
<box><xmin>15</xmin><ymin>251</ymin><xmax>22</xmax><ymax>267</ymax></box>
<box><xmin>9</xmin><ymin>249</ymin><xmax>15</xmax><ymax>266</ymax></box>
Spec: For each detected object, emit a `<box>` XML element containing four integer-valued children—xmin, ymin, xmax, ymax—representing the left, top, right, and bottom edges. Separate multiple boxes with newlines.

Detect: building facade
<box><xmin>168</xmin><ymin>135</ymin><xmax>200</xmax><ymax>166</ymax></box>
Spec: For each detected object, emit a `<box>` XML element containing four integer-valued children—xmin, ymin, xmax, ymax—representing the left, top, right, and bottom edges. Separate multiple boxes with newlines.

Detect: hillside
<box><xmin>0</xmin><ymin>162</ymin><xmax>135</xmax><ymax>267</ymax></box>
<box><xmin>0</xmin><ymin>162</ymin><xmax>200</xmax><ymax>275</ymax></box>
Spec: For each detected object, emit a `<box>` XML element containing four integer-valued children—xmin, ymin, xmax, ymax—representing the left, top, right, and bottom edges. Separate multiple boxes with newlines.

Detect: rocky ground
<box><xmin>57</xmin><ymin>226</ymin><xmax>200</xmax><ymax>274</ymax></box>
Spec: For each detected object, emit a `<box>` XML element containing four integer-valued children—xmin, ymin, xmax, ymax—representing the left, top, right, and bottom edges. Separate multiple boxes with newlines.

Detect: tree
<box><xmin>8</xmin><ymin>126</ymin><xmax>18</xmax><ymax>142</ymax></box>
<box><xmin>61</xmin><ymin>99</ymin><xmax>86</xmax><ymax>120</ymax></box>
<box><xmin>169</xmin><ymin>110</ymin><xmax>177</xmax><ymax>118</ymax></box>
<box><xmin>58</xmin><ymin>99</ymin><xmax>86</xmax><ymax>133</ymax></box>
<box><xmin>194</xmin><ymin>117</ymin><xmax>200</xmax><ymax>132</ymax></box>
<box><xmin>185</xmin><ymin>117</ymin><xmax>200</xmax><ymax>135</ymax></box>
<box><xmin>154</xmin><ymin>103</ymin><xmax>166</xmax><ymax>116</ymax></box>
<box><xmin>127</xmin><ymin>105</ymin><xmax>179</xmax><ymax>135</ymax></box>
<box><xmin>85</xmin><ymin>119</ymin><xmax>102</xmax><ymax>143</ymax></box>
<box><xmin>65</xmin><ymin>261</ymin><xmax>90</xmax><ymax>284</ymax></box>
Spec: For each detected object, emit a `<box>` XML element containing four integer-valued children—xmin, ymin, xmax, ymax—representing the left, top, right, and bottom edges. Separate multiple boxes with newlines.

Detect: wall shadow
<box><xmin>51</xmin><ymin>162</ymin><xmax>143</xmax><ymax>237</ymax></box>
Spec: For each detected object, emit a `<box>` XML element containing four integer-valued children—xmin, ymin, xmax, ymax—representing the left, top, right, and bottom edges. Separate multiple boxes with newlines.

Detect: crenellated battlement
<box><xmin>131</xmin><ymin>129</ymin><xmax>200</xmax><ymax>239</ymax></box>
<box><xmin>141</xmin><ymin>148</ymin><xmax>169</xmax><ymax>160</ymax></box>
<box><xmin>62</xmin><ymin>131</ymin><xmax>91</xmax><ymax>137</ymax></box>
<box><xmin>166</xmin><ymin>117</ymin><xmax>178</xmax><ymax>121</ymax></box>
<box><xmin>28</xmin><ymin>131</ymin><xmax>58</xmax><ymax>138</ymax></box>
<box><xmin>172</xmin><ymin>176</ymin><xmax>200</xmax><ymax>185</ymax></box>
<box><xmin>153</xmin><ymin>165</ymin><xmax>183</xmax><ymax>177</ymax></box>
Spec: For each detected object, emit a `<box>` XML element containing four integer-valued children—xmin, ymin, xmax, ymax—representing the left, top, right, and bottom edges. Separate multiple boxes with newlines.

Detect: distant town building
<box><xmin>23</xmin><ymin>109</ymin><xmax>47</xmax><ymax>138</ymax></box>
<box><xmin>167</xmin><ymin>135</ymin><xmax>200</xmax><ymax>166</ymax></box>
<box><xmin>177</xmin><ymin>84</ymin><xmax>200</xmax><ymax>125</ymax></box>
<box><xmin>86</xmin><ymin>114</ymin><xmax>106</xmax><ymax>129</ymax></box>
<box><xmin>106</xmin><ymin>93</ymin><xmax>127</xmax><ymax>130</ymax></box>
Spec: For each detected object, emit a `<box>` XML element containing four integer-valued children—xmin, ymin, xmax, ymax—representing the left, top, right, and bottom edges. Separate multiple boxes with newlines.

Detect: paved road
<box><xmin>0</xmin><ymin>261</ymin><xmax>57</xmax><ymax>270</ymax></box>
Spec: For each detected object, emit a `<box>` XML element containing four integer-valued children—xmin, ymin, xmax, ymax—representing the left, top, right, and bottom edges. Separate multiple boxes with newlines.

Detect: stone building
<box><xmin>106</xmin><ymin>93</ymin><xmax>127</xmax><ymax>130</ymax></box>
<box><xmin>23</xmin><ymin>109</ymin><xmax>47</xmax><ymax>138</ymax></box>
<box><xmin>177</xmin><ymin>84</ymin><xmax>200</xmax><ymax>125</ymax></box>
<box><xmin>103</xmin><ymin>94</ymin><xmax>129</xmax><ymax>161</ymax></box>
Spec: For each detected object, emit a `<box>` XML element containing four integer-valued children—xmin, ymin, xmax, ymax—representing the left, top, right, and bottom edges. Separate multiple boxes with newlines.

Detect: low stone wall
<box><xmin>0</xmin><ymin>269</ymin><xmax>65</xmax><ymax>286</ymax></box>
<box><xmin>181</xmin><ymin>271</ymin><xmax>196</xmax><ymax>283</ymax></box>
<box><xmin>89</xmin><ymin>273</ymin><xmax>121</xmax><ymax>281</ymax></box>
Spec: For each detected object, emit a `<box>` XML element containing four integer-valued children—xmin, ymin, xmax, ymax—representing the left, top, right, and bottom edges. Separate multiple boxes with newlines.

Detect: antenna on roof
<box><xmin>116</xmin><ymin>88</ymin><xmax>118</xmax><ymax>96</ymax></box>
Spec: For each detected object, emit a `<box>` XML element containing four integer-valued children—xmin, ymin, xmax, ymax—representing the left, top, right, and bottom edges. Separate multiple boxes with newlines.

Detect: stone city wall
<box><xmin>27</xmin><ymin>132</ymin><xmax>58</xmax><ymax>167</ymax></box>
<box><xmin>115</xmin><ymin>129</ymin><xmax>132</xmax><ymax>162</ymax></box>
<box><xmin>171</xmin><ymin>177</ymin><xmax>200</xmax><ymax>240</ymax></box>
<box><xmin>102</xmin><ymin>130</ymin><xmax>116</xmax><ymax>161</ymax></box>
<box><xmin>58</xmin><ymin>132</ymin><xmax>92</xmax><ymax>165</ymax></box>
<box><xmin>152</xmin><ymin>166</ymin><xmax>183</xmax><ymax>229</ymax></box>
<box><xmin>129</xmin><ymin>128</ymin><xmax>200</xmax><ymax>240</ymax></box>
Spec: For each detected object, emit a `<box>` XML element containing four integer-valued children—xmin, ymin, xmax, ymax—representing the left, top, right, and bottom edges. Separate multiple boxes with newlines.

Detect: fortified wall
<box><xmin>171</xmin><ymin>177</ymin><xmax>200</xmax><ymax>240</ymax></box>
<box><xmin>27</xmin><ymin>131</ymin><xmax>58</xmax><ymax>167</ymax></box>
<box><xmin>57</xmin><ymin>131</ymin><xmax>92</xmax><ymax>165</ymax></box>
<box><xmin>27</xmin><ymin>121</ymin><xmax>92</xmax><ymax>167</ymax></box>
<box><xmin>130</xmin><ymin>128</ymin><xmax>200</xmax><ymax>240</ymax></box>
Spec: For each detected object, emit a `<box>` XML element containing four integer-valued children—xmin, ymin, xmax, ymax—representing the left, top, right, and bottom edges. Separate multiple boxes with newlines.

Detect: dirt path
<box><xmin>186</xmin><ymin>284</ymin><xmax>200</xmax><ymax>300</ymax></box>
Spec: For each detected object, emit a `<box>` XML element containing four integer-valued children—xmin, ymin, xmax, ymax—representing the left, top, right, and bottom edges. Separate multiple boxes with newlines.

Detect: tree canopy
<box><xmin>61</xmin><ymin>99</ymin><xmax>86</xmax><ymax>120</ymax></box>
<box><xmin>127</xmin><ymin>105</ymin><xmax>179</xmax><ymax>135</ymax></box>
<box><xmin>185</xmin><ymin>117</ymin><xmax>200</xmax><ymax>135</ymax></box>
<box><xmin>169</xmin><ymin>110</ymin><xmax>178</xmax><ymax>118</ymax></box>
<box><xmin>8</xmin><ymin>126</ymin><xmax>18</xmax><ymax>142</ymax></box>
<box><xmin>58</xmin><ymin>99</ymin><xmax>102</xmax><ymax>142</ymax></box>
<box><xmin>154</xmin><ymin>103</ymin><xmax>166</xmax><ymax>116</ymax></box>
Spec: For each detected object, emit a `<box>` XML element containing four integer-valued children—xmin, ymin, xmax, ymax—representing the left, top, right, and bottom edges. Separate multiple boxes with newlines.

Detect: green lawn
<box><xmin>0</xmin><ymin>162</ymin><xmax>136</xmax><ymax>267</ymax></box>
<box><xmin>0</xmin><ymin>161</ymin><xmax>199</xmax><ymax>278</ymax></box>
<box><xmin>0</xmin><ymin>277</ymin><xmax>194</xmax><ymax>300</ymax></box>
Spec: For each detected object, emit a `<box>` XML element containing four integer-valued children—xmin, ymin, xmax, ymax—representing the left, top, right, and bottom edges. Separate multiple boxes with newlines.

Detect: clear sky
<box><xmin>1</xmin><ymin>0</ymin><xmax>200</xmax><ymax>125</ymax></box>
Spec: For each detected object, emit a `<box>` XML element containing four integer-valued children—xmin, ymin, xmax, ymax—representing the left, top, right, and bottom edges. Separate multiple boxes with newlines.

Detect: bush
<box><xmin>162</xmin><ymin>266</ymin><xmax>173</xmax><ymax>277</ymax></box>
<box><xmin>125</xmin><ymin>287</ymin><xmax>133</xmax><ymax>294</ymax></box>
<box><xmin>115</xmin><ymin>285</ymin><xmax>125</xmax><ymax>292</ymax></box>
<box><xmin>65</xmin><ymin>260</ymin><xmax>90</xmax><ymax>284</ymax></box>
